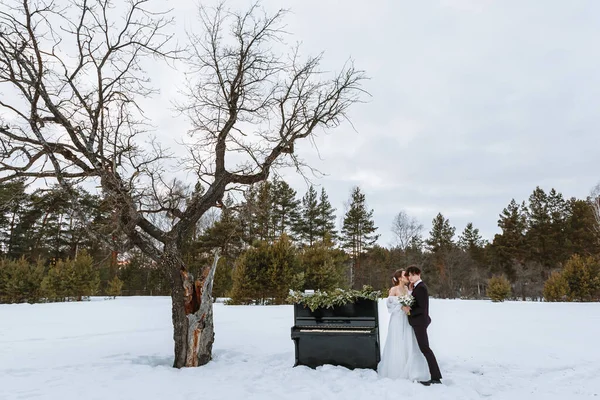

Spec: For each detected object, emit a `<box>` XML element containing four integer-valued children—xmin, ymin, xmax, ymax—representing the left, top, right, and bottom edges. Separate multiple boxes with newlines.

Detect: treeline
<box><xmin>378</xmin><ymin>187</ymin><xmax>600</xmax><ymax>301</ymax></box>
<box><xmin>0</xmin><ymin>251</ymin><xmax>122</xmax><ymax>303</ymax></box>
<box><xmin>1</xmin><ymin>178</ymin><xmax>599</xmax><ymax>304</ymax></box>
<box><xmin>164</xmin><ymin>180</ymin><xmax>600</xmax><ymax>303</ymax></box>
<box><xmin>0</xmin><ymin>180</ymin><xmax>149</xmax><ymax>302</ymax></box>
<box><xmin>210</xmin><ymin>182</ymin><xmax>600</xmax><ymax>303</ymax></box>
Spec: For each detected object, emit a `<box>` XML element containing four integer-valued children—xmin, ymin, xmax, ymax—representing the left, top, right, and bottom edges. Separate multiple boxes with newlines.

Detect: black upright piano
<box><xmin>290</xmin><ymin>298</ymin><xmax>380</xmax><ymax>370</ymax></box>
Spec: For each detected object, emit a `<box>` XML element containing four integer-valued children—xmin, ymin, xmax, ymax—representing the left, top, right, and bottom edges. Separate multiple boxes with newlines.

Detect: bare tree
<box><xmin>0</xmin><ymin>0</ymin><xmax>366</xmax><ymax>368</ymax></box>
<box><xmin>391</xmin><ymin>210</ymin><xmax>423</xmax><ymax>251</ymax></box>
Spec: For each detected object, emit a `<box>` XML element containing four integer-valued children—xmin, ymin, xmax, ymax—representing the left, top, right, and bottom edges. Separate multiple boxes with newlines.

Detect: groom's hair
<box><xmin>405</xmin><ymin>265</ymin><xmax>421</xmax><ymax>276</ymax></box>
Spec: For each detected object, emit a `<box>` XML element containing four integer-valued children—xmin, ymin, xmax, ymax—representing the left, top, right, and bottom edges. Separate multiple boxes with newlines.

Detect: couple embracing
<box><xmin>377</xmin><ymin>266</ymin><xmax>443</xmax><ymax>386</ymax></box>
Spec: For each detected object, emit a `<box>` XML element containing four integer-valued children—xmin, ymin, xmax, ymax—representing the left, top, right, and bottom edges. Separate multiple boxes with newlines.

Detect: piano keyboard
<box><xmin>298</xmin><ymin>325</ymin><xmax>373</xmax><ymax>329</ymax></box>
<box><xmin>299</xmin><ymin>329</ymin><xmax>371</xmax><ymax>333</ymax></box>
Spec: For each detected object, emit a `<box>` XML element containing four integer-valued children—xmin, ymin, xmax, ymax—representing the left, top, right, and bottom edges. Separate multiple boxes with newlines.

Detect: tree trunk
<box><xmin>166</xmin><ymin>243</ymin><xmax>221</xmax><ymax>368</ymax></box>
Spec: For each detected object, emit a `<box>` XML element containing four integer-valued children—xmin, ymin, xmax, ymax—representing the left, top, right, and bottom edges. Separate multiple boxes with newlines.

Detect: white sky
<box><xmin>142</xmin><ymin>0</ymin><xmax>599</xmax><ymax>246</ymax></box>
<box><xmin>7</xmin><ymin>0</ymin><xmax>597</xmax><ymax>247</ymax></box>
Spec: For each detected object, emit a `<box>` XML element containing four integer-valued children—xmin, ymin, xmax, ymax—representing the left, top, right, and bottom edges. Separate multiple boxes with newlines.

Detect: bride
<box><xmin>378</xmin><ymin>269</ymin><xmax>430</xmax><ymax>381</ymax></box>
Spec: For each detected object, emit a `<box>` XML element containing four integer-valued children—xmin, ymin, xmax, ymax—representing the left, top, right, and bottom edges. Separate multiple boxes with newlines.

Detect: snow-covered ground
<box><xmin>1</xmin><ymin>297</ymin><xmax>599</xmax><ymax>400</ymax></box>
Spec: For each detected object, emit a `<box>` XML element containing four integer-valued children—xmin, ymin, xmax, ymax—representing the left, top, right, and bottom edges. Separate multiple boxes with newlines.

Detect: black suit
<box><xmin>408</xmin><ymin>281</ymin><xmax>442</xmax><ymax>381</ymax></box>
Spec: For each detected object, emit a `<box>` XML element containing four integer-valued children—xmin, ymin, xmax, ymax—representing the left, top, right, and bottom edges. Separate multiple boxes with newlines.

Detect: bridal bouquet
<box><xmin>398</xmin><ymin>293</ymin><xmax>415</xmax><ymax>315</ymax></box>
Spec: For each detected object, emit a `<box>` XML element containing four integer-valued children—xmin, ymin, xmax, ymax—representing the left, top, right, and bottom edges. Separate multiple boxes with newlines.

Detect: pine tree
<box><xmin>341</xmin><ymin>186</ymin><xmax>379</xmax><ymax>287</ymax></box>
<box><xmin>547</xmin><ymin>189</ymin><xmax>570</xmax><ymax>265</ymax></box>
<box><xmin>528</xmin><ymin>188</ymin><xmax>569</xmax><ymax>271</ymax></box>
<box><xmin>315</xmin><ymin>187</ymin><xmax>338</xmax><ymax>242</ymax></box>
<box><xmin>198</xmin><ymin>195</ymin><xmax>244</xmax><ymax>256</ymax></box>
<box><xmin>458</xmin><ymin>223</ymin><xmax>485</xmax><ymax>251</ymax></box>
<box><xmin>30</xmin><ymin>187</ymin><xmax>73</xmax><ymax>261</ymax></box>
<box><xmin>294</xmin><ymin>185</ymin><xmax>319</xmax><ymax>246</ymax></box>
<box><xmin>10</xmin><ymin>201</ymin><xmax>41</xmax><ymax>260</ymax></box>
<box><xmin>424</xmin><ymin>213</ymin><xmax>456</xmax><ymax>297</ymax></box>
<box><xmin>0</xmin><ymin>179</ymin><xmax>30</xmax><ymax>258</ymax></box>
<box><xmin>106</xmin><ymin>276</ymin><xmax>123</xmax><ymax>299</ymax></box>
<box><xmin>405</xmin><ymin>235</ymin><xmax>425</xmax><ymax>266</ymax></box>
<box><xmin>561</xmin><ymin>254</ymin><xmax>600</xmax><ymax>302</ymax></box>
<box><xmin>299</xmin><ymin>234</ymin><xmax>347</xmax><ymax>291</ymax></box>
<box><xmin>41</xmin><ymin>250</ymin><xmax>100</xmax><ymax>302</ymax></box>
<box><xmin>117</xmin><ymin>250</ymin><xmax>168</xmax><ymax>295</ymax></box>
<box><xmin>229</xmin><ymin>250</ymin><xmax>263</xmax><ymax>305</ymax></box>
<box><xmin>271</xmin><ymin>179</ymin><xmax>300</xmax><ymax>238</ymax></box>
<box><xmin>548</xmin><ymin>189</ymin><xmax>567</xmax><ymax>225</ymax></box>
<box><xmin>229</xmin><ymin>235</ymin><xmax>302</xmax><ymax>304</ymax></box>
<box><xmin>566</xmin><ymin>199</ymin><xmax>599</xmax><ymax>256</ymax></box>
<box><xmin>458</xmin><ymin>222</ymin><xmax>487</xmax><ymax>297</ymax></box>
<box><xmin>67</xmin><ymin>189</ymin><xmax>106</xmax><ymax>260</ymax></box>
<box><xmin>426</xmin><ymin>213</ymin><xmax>456</xmax><ymax>253</ymax></box>
<box><xmin>491</xmin><ymin>199</ymin><xmax>528</xmax><ymax>280</ymax></box>
<box><xmin>525</xmin><ymin>187</ymin><xmax>552</xmax><ymax>269</ymax></box>
<box><xmin>0</xmin><ymin>257</ymin><xmax>44</xmax><ymax>303</ymax></box>
<box><xmin>238</xmin><ymin>185</ymin><xmax>259</xmax><ymax>245</ymax></box>
<box><xmin>358</xmin><ymin>245</ymin><xmax>392</xmax><ymax>290</ymax></box>
<box><xmin>69</xmin><ymin>250</ymin><xmax>100</xmax><ymax>301</ymax></box>
<box><xmin>3</xmin><ymin>185</ymin><xmax>109</xmax><ymax>263</ymax></box>
<box><xmin>543</xmin><ymin>271</ymin><xmax>567</xmax><ymax>302</ymax></box>
<box><xmin>212</xmin><ymin>257</ymin><xmax>233</xmax><ymax>298</ymax></box>
<box><xmin>486</xmin><ymin>275</ymin><xmax>512</xmax><ymax>302</ymax></box>
<box><xmin>42</xmin><ymin>259</ymin><xmax>69</xmax><ymax>302</ymax></box>
<box><xmin>255</xmin><ymin>181</ymin><xmax>275</xmax><ymax>242</ymax></box>
<box><xmin>268</xmin><ymin>234</ymin><xmax>302</xmax><ymax>303</ymax></box>
<box><xmin>237</xmin><ymin>182</ymin><xmax>276</xmax><ymax>244</ymax></box>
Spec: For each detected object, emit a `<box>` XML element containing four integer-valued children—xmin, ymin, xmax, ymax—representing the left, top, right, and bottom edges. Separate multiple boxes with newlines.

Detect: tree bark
<box><xmin>166</xmin><ymin>243</ymin><xmax>221</xmax><ymax>368</ymax></box>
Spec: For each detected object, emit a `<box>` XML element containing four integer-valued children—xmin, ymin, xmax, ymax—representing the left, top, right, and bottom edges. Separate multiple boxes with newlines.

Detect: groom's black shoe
<box><xmin>419</xmin><ymin>379</ymin><xmax>442</xmax><ymax>386</ymax></box>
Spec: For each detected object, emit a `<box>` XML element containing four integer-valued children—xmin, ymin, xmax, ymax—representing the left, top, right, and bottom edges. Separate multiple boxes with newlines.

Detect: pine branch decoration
<box><xmin>287</xmin><ymin>285</ymin><xmax>381</xmax><ymax>311</ymax></box>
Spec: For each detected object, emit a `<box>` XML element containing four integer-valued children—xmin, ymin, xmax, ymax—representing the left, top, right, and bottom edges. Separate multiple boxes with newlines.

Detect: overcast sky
<box><xmin>146</xmin><ymin>0</ymin><xmax>600</xmax><ymax>246</ymax></box>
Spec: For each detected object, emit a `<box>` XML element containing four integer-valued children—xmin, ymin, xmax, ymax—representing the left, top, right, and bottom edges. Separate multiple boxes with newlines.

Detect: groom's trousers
<box><xmin>413</xmin><ymin>325</ymin><xmax>442</xmax><ymax>380</ymax></box>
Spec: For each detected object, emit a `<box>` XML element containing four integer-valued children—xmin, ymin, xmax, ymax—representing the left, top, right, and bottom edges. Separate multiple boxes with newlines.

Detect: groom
<box><xmin>402</xmin><ymin>266</ymin><xmax>442</xmax><ymax>386</ymax></box>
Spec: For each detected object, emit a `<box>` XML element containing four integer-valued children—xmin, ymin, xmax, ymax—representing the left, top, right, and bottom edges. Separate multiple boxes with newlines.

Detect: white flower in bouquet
<box><xmin>398</xmin><ymin>293</ymin><xmax>415</xmax><ymax>315</ymax></box>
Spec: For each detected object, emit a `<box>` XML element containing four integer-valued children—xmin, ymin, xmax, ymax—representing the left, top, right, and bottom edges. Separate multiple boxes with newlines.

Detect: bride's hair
<box><xmin>392</xmin><ymin>269</ymin><xmax>405</xmax><ymax>286</ymax></box>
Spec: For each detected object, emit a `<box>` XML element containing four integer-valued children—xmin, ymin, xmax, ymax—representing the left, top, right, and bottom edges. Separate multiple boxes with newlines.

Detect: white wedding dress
<box><xmin>377</xmin><ymin>293</ymin><xmax>430</xmax><ymax>381</ymax></box>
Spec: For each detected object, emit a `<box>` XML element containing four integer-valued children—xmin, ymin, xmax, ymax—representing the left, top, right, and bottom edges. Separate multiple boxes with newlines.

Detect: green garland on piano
<box><xmin>287</xmin><ymin>286</ymin><xmax>381</xmax><ymax>312</ymax></box>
